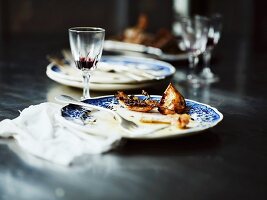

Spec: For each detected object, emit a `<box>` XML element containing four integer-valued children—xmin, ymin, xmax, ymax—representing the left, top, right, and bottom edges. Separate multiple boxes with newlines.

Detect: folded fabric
<box><xmin>0</xmin><ymin>103</ymin><xmax>121</xmax><ymax>166</ymax></box>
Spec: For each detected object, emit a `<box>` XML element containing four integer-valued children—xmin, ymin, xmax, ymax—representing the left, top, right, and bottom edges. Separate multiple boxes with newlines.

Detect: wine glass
<box><xmin>69</xmin><ymin>27</ymin><xmax>105</xmax><ymax>99</ymax></box>
<box><xmin>200</xmin><ymin>14</ymin><xmax>222</xmax><ymax>83</ymax></box>
<box><xmin>180</xmin><ymin>16</ymin><xmax>209</xmax><ymax>87</ymax></box>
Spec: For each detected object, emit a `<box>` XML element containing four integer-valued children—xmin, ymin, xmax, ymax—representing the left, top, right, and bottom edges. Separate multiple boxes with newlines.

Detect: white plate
<box><xmin>46</xmin><ymin>55</ymin><xmax>175</xmax><ymax>91</ymax></box>
<box><xmin>104</xmin><ymin>40</ymin><xmax>188</xmax><ymax>61</ymax></box>
<box><xmin>61</xmin><ymin>95</ymin><xmax>223</xmax><ymax>139</ymax></box>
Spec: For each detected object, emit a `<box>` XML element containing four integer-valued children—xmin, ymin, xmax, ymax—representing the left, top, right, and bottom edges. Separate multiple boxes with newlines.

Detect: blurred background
<box><xmin>0</xmin><ymin>0</ymin><xmax>266</xmax><ymax>96</ymax></box>
<box><xmin>0</xmin><ymin>0</ymin><xmax>266</xmax><ymax>47</ymax></box>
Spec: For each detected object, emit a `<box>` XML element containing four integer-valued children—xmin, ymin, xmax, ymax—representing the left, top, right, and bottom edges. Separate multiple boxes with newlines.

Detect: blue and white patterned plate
<box><xmin>46</xmin><ymin>55</ymin><xmax>175</xmax><ymax>91</ymax></box>
<box><xmin>61</xmin><ymin>95</ymin><xmax>223</xmax><ymax>139</ymax></box>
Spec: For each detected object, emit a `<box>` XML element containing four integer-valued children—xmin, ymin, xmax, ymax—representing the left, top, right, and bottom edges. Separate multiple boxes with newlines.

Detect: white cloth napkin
<box><xmin>0</xmin><ymin>102</ymin><xmax>121</xmax><ymax>166</ymax></box>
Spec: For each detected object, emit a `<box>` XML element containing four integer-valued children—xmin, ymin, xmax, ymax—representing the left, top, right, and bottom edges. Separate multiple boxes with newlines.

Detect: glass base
<box><xmin>187</xmin><ymin>74</ymin><xmax>202</xmax><ymax>88</ymax></box>
<box><xmin>200</xmin><ymin>67</ymin><xmax>219</xmax><ymax>83</ymax></box>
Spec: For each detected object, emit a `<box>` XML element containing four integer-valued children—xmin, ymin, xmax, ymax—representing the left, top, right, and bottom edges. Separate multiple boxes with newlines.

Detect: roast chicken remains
<box><xmin>115</xmin><ymin>83</ymin><xmax>190</xmax><ymax>128</ymax></box>
<box><xmin>110</xmin><ymin>14</ymin><xmax>182</xmax><ymax>54</ymax></box>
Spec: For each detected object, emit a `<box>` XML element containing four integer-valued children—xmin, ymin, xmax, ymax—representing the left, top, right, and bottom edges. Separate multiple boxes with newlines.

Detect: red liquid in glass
<box><xmin>75</xmin><ymin>57</ymin><xmax>97</xmax><ymax>70</ymax></box>
<box><xmin>206</xmin><ymin>37</ymin><xmax>216</xmax><ymax>48</ymax></box>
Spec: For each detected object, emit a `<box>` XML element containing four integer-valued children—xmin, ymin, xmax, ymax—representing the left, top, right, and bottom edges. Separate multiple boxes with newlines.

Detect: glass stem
<box><xmin>203</xmin><ymin>49</ymin><xmax>212</xmax><ymax>70</ymax></box>
<box><xmin>82</xmin><ymin>70</ymin><xmax>91</xmax><ymax>99</ymax></box>
<box><xmin>188</xmin><ymin>53</ymin><xmax>199</xmax><ymax>79</ymax></box>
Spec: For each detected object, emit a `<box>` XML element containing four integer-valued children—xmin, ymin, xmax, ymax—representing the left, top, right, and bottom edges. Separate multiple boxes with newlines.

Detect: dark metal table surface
<box><xmin>0</xmin><ymin>34</ymin><xmax>267</xmax><ymax>200</ymax></box>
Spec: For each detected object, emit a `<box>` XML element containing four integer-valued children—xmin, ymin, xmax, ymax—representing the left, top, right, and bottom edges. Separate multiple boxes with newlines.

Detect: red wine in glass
<box><xmin>206</xmin><ymin>28</ymin><xmax>221</xmax><ymax>49</ymax></box>
<box><xmin>75</xmin><ymin>57</ymin><xmax>98</xmax><ymax>70</ymax></box>
<box><xmin>206</xmin><ymin>33</ymin><xmax>220</xmax><ymax>49</ymax></box>
<box><xmin>206</xmin><ymin>37</ymin><xmax>216</xmax><ymax>48</ymax></box>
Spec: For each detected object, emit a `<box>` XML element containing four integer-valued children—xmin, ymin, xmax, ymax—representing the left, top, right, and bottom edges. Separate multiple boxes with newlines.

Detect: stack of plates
<box><xmin>104</xmin><ymin>40</ymin><xmax>188</xmax><ymax>61</ymax></box>
<box><xmin>46</xmin><ymin>55</ymin><xmax>176</xmax><ymax>91</ymax></box>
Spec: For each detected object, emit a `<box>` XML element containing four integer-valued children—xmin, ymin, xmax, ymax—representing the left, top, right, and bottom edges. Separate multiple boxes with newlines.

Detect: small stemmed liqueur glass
<box><xmin>69</xmin><ymin>27</ymin><xmax>105</xmax><ymax>99</ymax></box>
<box><xmin>200</xmin><ymin>14</ymin><xmax>222</xmax><ymax>83</ymax></box>
<box><xmin>180</xmin><ymin>16</ymin><xmax>209</xmax><ymax>87</ymax></box>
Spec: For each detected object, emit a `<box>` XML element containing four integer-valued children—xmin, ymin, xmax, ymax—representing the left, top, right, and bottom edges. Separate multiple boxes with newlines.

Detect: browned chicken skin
<box><xmin>115</xmin><ymin>83</ymin><xmax>186</xmax><ymax>115</ymax></box>
<box><xmin>116</xmin><ymin>91</ymin><xmax>159</xmax><ymax>112</ymax></box>
<box><xmin>115</xmin><ymin>83</ymin><xmax>189</xmax><ymax>128</ymax></box>
<box><xmin>158</xmin><ymin>83</ymin><xmax>186</xmax><ymax>115</ymax></box>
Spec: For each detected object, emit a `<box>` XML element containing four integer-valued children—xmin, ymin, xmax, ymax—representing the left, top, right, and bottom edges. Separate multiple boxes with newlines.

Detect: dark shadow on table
<box><xmin>115</xmin><ymin>130</ymin><xmax>222</xmax><ymax>156</ymax></box>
